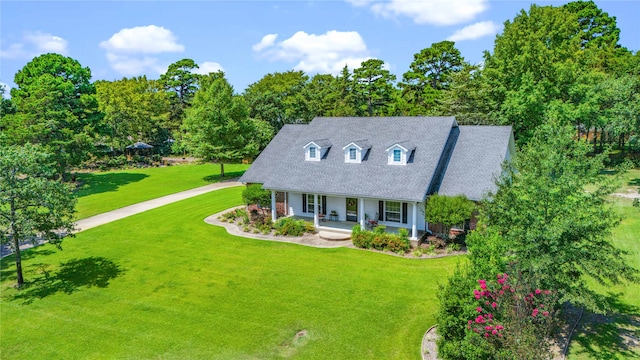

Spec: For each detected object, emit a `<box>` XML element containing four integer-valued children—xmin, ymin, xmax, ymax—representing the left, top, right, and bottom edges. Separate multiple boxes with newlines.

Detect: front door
<box><xmin>346</xmin><ymin>198</ymin><xmax>358</xmax><ymax>222</ymax></box>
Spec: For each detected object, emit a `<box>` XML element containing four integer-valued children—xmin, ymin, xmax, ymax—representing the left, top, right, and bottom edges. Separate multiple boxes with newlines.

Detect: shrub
<box><xmin>351</xmin><ymin>226</ymin><xmax>410</xmax><ymax>253</ymax></box>
<box><xmin>242</xmin><ymin>184</ymin><xmax>271</xmax><ymax>207</ymax></box>
<box><xmin>273</xmin><ymin>217</ymin><xmax>310</xmax><ymax>236</ymax></box>
<box><xmin>633</xmin><ymin>198</ymin><xmax>639</xmax><ymax>208</ymax></box>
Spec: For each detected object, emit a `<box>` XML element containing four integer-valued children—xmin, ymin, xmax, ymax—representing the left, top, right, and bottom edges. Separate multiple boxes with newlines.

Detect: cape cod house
<box><xmin>239</xmin><ymin>117</ymin><xmax>515</xmax><ymax>240</ymax></box>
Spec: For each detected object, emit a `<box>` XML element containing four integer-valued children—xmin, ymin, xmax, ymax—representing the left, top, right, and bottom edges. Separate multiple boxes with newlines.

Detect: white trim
<box><xmin>271</xmin><ymin>191</ymin><xmax>277</xmax><ymax>222</ymax></box>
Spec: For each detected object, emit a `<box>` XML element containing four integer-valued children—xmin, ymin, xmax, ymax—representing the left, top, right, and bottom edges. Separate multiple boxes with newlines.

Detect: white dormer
<box><xmin>303</xmin><ymin>139</ymin><xmax>332</xmax><ymax>161</ymax></box>
<box><xmin>342</xmin><ymin>140</ymin><xmax>371</xmax><ymax>163</ymax></box>
<box><xmin>386</xmin><ymin>141</ymin><xmax>415</xmax><ymax>165</ymax></box>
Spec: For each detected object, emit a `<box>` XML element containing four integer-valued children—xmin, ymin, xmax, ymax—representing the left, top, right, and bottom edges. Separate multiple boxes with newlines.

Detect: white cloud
<box><xmin>0</xmin><ymin>31</ymin><xmax>68</xmax><ymax>59</ymax></box>
<box><xmin>193</xmin><ymin>61</ymin><xmax>224</xmax><ymax>75</ymax></box>
<box><xmin>254</xmin><ymin>30</ymin><xmax>371</xmax><ymax>74</ymax></box>
<box><xmin>100</xmin><ymin>25</ymin><xmax>186</xmax><ymax>76</ymax></box>
<box><xmin>105</xmin><ymin>53</ymin><xmax>165</xmax><ymax>76</ymax></box>
<box><xmin>252</xmin><ymin>34</ymin><xmax>278</xmax><ymax>52</ymax></box>
<box><xmin>447</xmin><ymin>21</ymin><xmax>501</xmax><ymax>41</ymax></box>
<box><xmin>350</xmin><ymin>0</ymin><xmax>489</xmax><ymax>26</ymax></box>
<box><xmin>100</xmin><ymin>25</ymin><xmax>184</xmax><ymax>54</ymax></box>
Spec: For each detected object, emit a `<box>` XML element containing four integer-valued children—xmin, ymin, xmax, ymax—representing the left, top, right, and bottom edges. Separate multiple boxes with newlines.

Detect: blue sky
<box><xmin>1</xmin><ymin>1</ymin><xmax>639</xmax><ymax>96</ymax></box>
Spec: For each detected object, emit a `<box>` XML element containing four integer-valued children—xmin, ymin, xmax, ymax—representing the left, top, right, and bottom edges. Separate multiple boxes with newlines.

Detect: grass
<box><xmin>567</xmin><ymin>169</ymin><xmax>640</xmax><ymax>359</ymax></box>
<box><xmin>74</xmin><ymin>163</ymin><xmax>248</xmax><ymax>219</ymax></box>
<box><xmin>0</xmin><ymin>187</ymin><xmax>461</xmax><ymax>359</ymax></box>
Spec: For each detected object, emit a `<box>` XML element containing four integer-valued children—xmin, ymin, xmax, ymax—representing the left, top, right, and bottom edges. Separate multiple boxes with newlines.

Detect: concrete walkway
<box><xmin>1</xmin><ymin>180</ymin><xmax>243</xmax><ymax>258</ymax></box>
<box><xmin>76</xmin><ymin>180</ymin><xmax>242</xmax><ymax>232</ymax></box>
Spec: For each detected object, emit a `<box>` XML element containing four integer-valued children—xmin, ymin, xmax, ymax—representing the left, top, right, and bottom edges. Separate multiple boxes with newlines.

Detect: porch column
<box><xmin>271</xmin><ymin>190</ymin><xmax>277</xmax><ymax>222</ymax></box>
<box><xmin>411</xmin><ymin>202</ymin><xmax>418</xmax><ymax>240</ymax></box>
<box><xmin>313</xmin><ymin>194</ymin><xmax>319</xmax><ymax>228</ymax></box>
<box><xmin>359</xmin><ymin>198</ymin><xmax>365</xmax><ymax>230</ymax></box>
<box><xmin>284</xmin><ymin>192</ymin><xmax>288</xmax><ymax>216</ymax></box>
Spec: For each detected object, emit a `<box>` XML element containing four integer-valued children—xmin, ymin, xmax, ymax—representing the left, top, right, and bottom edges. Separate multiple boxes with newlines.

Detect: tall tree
<box><xmin>0</xmin><ymin>145</ymin><xmax>76</xmax><ymax>287</ymax></box>
<box><xmin>182</xmin><ymin>71</ymin><xmax>257</xmax><ymax>176</ymax></box>
<box><xmin>353</xmin><ymin>59</ymin><xmax>397</xmax><ymax>116</ymax></box>
<box><xmin>483</xmin><ymin>122</ymin><xmax>638</xmax><ymax>311</ymax></box>
<box><xmin>159</xmin><ymin>58</ymin><xmax>200</xmax><ymax>136</ymax></box>
<box><xmin>435</xmin><ymin>64</ymin><xmax>493</xmax><ymax>125</ymax></box>
<box><xmin>325</xmin><ymin>65</ymin><xmax>358</xmax><ymax>116</ymax></box>
<box><xmin>95</xmin><ymin>76</ymin><xmax>171</xmax><ymax>152</ymax></box>
<box><xmin>243</xmin><ymin>70</ymin><xmax>311</xmax><ymax>132</ymax></box>
<box><xmin>7</xmin><ymin>53</ymin><xmax>100</xmax><ymax>179</ymax></box>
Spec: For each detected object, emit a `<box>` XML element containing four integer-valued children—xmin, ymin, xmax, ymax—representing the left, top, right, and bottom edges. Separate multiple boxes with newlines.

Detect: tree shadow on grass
<box><xmin>9</xmin><ymin>257</ymin><xmax>124</xmax><ymax>304</ymax></box>
<box><xmin>203</xmin><ymin>170</ymin><xmax>245</xmax><ymax>183</ymax></box>
<box><xmin>1</xmin><ymin>247</ymin><xmax>56</xmax><ymax>282</ymax></box>
<box><xmin>628</xmin><ymin>178</ymin><xmax>640</xmax><ymax>187</ymax></box>
<box><xmin>75</xmin><ymin>173</ymin><xmax>149</xmax><ymax>198</ymax></box>
<box><xmin>570</xmin><ymin>293</ymin><xmax>640</xmax><ymax>359</ymax></box>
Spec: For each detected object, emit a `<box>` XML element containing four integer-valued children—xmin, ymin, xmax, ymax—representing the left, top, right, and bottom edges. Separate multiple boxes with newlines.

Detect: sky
<box><xmin>1</xmin><ymin>0</ymin><xmax>639</xmax><ymax>97</ymax></box>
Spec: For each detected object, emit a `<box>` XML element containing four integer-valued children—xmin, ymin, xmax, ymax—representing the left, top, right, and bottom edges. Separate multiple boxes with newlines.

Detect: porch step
<box><xmin>318</xmin><ymin>231</ymin><xmax>351</xmax><ymax>241</ymax></box>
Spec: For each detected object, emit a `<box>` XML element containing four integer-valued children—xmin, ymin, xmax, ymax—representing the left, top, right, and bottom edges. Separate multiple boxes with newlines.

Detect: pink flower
<box><xmin>535</xmin><ymin>289</ymin><xmax>542</xmax><ymax>295</ymax></box>
<box><xmin>485</xmin><ymin>301</ymin><xmax>490</xmax><ymax>305</ymax></box>
<box><xmin>543</xmin><ymin>290</ymin><xmax>551</xmax><ymax>295</ymax></box>
<box><xmin>485</xmin><ymin>326</ymin><xmax>493</xmax><ymax>331</ymax></box>
<box><xmin>532</xmin><ymin>308</ymin><xmax>539</xmax><ymax>317</ymax></box>
<box><xmin>543</xmin><ymin>311</ymin><xmax>549</xmax><ymax>317</ymax></box>
<box><xmin>496</xmin><ymin>325</ymin><xmax>504</xmax><ymax>330</ymax></box>
<box><xmin>468</xmin><ymin>320</ymin><xmax>472</xmax><ymax>324</ymax></box>
<box><xmin>476</xmin><ymin>307</ymin><xmax>483</xmax><ymax>313</ymax></box>
<box><xmin>485</xmin><ymin>333</ymin><xmax>490</xmax><ymax>337</ymax></box>
<box><xmin>480</xmin><ymin>283</ymin><xmax>487</xmax><ymax>290</ymax></box>
<box><xmin>498</xmin><ymin>333</ymin><xmax>503</xmax><ymax>337</ymax></box>
<box><xmin>492</xmin><ymin>329</ymin><xmax>498</xmax><ymax>335</ymax></box>
<box><xmin>491</xmin><ymin>302</ymin><xmax>497</xmax><ymax>308</ymax></box>
<box><xmin>498</xmin><ymin>290</ymin><xmax>504</xmax><ymax>296</ymax></box>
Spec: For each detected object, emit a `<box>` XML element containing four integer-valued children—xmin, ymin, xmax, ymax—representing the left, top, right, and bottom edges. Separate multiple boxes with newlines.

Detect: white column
<box><xmin>284</xmin><ymin>192</ymin><xmax>288</xmax><ymax>216</ymax></box>
<box><xmin>271</xmin><ymin>190</ymin><xmax>277</xmax><ymax>222</ymax></box>
<box><xmin>359</xmin><ymin>198</ymin><xmax>365</xmax><ymax>230</ymax></box>
<box><xmin>313</xmin><ymin>194</ymin><xmax>319</xmax><ymax>228</ymax></box>
<box><xmin>411</xmin><ymin>202</ymin><xmax>418</xmax><ymax>240</ymax></box>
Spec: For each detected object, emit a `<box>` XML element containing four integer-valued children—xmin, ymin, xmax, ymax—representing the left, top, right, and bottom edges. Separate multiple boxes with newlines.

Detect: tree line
<box><xmin>2</xmin><ymin>1</ymin><xmax>637</xmax><ymax>180</ymax></box>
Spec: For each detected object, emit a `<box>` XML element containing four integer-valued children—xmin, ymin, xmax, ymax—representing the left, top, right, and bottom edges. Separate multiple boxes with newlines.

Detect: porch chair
<box><xmin>366</xmin><ymin>213</ymin><xmax>378</xmax><ymax>230</ymax></box>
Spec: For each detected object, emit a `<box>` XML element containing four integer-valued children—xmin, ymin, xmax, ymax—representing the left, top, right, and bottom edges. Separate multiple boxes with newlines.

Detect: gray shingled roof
<box><xmin>240</xmin><ymin>117</ymin><xmax>512</xmax><ymax>202</ymax></box>
<box><xmin>437</xmin><ymin>126</ymin><xmax>513</xmax><ymax>201</ymax></box>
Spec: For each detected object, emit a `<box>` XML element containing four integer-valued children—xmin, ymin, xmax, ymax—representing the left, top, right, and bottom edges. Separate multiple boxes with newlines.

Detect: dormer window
<box><xmin>342</xmin><ymin>140</ymin><xmax>371</xmax><ymax>164</ymax></box>
<box><xmin>386</xmin><ymin>141</ymin><xmax>415</xmax><ymax>165</ymax></box>
<box><xmin>304</xmin><ymin>139</ymin><xmax>331</xmax><ymax>161</ymax></box>
<box><xmin>393</xmin><ymin>149</ymin><xmax>401</xmax><ymax>162</ymax></box>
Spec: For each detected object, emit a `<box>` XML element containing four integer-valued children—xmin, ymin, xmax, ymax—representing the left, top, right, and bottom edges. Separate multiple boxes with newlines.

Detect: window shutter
<box><xmin>322</xmin><ymin>196</ymin><xmax>327</xmax><ymax>215</ymax></box>
<box><xmin>378</xmin><ymin>201</ymin><xmax>384</xmax><ymax>221</ymax></box>
<box><xmin>302</xmin><ymin>194</ymin><xmax>307</xmax><ymax>213</ymax></box>
<box><xmin>402</xmin><ymin>203</ymin><xmax>408</xmax><ymax>224</ymax></box>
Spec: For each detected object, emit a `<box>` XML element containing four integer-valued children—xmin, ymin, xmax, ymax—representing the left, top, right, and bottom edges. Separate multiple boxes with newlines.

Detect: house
<box><xmin>239</xmin><ymin>117</ymin><xmax>515</xmax><ymax>241</ymax></box>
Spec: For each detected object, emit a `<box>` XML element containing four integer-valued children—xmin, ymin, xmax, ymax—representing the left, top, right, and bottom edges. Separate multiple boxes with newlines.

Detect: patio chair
<box><xmin>366</xmin><ymin>213</ymin><xmax>378</xmax><ymax>230</ymax></box>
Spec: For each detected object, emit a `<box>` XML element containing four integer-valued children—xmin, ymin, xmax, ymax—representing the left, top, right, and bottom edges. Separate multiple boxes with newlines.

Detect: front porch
<box><xmin>289</xmin><ymin>215</ymin><xmax>427</xmax><ymax>242</ymax></box>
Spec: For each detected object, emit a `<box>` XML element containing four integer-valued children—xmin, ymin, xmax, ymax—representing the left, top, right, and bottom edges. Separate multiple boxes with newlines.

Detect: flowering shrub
<box><xmin>351</xmin><ymin>225</ymin><xmax>410</xmax><ymax>253</ymax></box>
<box><xmin>467</xmin><ymin>273</ymin><xmax>558</xmax><ymax>359</ymax></box>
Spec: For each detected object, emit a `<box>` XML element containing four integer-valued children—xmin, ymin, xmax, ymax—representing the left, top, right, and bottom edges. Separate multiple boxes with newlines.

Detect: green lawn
<box><xmin>1</xmin><ymin>187</ymin><xmax>460</xmax><ymax>359</ymax></box>
<box><xmin>74</xmin><ymin>163</ymin><xmax>248</xmax><ymax>220</ymax></box>
<box><xmin>568</xmin><ymin>169</ymin><xmax>640</xmax><ymax>359</ymax></box>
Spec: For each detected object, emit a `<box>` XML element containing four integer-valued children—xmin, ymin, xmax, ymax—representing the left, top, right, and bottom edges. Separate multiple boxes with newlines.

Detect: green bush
<box><xmin>242</xmin><ymin>184</ymin><xmax>271</xmax><ymax>206</ymax></box>
<box><xmin>273</xmin><ymin>217</ymin><xmax>310</xmax><ymax>236</ymax></box>
<box><xmin>351</xmin><ymin>226</ymin><xmax>410</xmax><ymax>253</ymax></box>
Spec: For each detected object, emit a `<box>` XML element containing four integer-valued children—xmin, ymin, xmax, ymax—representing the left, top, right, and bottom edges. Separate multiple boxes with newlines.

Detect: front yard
<box><xmin>1</xmin><ymin>187</ymin><xmax>460</xmax><ymax>359</ymax></box>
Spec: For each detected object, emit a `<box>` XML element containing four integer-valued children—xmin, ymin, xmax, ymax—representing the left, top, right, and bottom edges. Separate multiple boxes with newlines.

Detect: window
<box><xmin>309</xmin><ymin>146</ymin><xmax>316</xmax><ymax>158</ymax></box>
<box><xmin>385</xmin><ymin>201</ymin><xmax>401</xmax><ymax>222</ymax></box>
<box><xmin>349</xmin><ymin>148</ymin><xmax>356</xmax><ymax>160</ymax></box>
<box><xmin>393</xmin><ymin>149</ymin><xmax>401</xmax><ymax>162</ymax></box>
<box><xmin>302</xmin><ymin>194</ymin><xmax>326</xmax><ymax>214</ymax></box>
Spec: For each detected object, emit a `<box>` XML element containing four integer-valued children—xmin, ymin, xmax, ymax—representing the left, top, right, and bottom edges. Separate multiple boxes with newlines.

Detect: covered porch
<box><xmin>268</xmin><ymin>190</ymin><xmax>427</xmax><ymax>241</ymax></box>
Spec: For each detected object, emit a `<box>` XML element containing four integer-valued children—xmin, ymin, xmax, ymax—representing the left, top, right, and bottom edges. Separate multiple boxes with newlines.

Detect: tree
<box><xmin>243</xmin><ymin>70</ymin><xmax>311</xmax><ymax>132</ymax></box>
<box><xmin>425</xmin><ymin>194</ymin><xmax>475</xmax><ymax>240</ymax></box>
<box><xmin>400</xmin><ymin>41</ymin><xmax>465</xmax><ymax>115</ymax></box>
<box><xmin>562</xmin><ymin>0</ymin><xmax>620</xmax><ymax>50</ymax></box>
<box><xmin>483</xmin><ymin>122</ymin><xmax>638</xmax><ymax>312</ymax></box>
<box><xmin>95</xmin><ymin>76</ymin><xmax>171</xmax><ymax>153</ymax></box>
<box><xmin>0</xmin><ymin>84</ymin><xmax>15</xmax><ymax>119</ymax></box>
<box><xmin>182</xmin><ymin>71</ymin><xmax>257</xmax><ymax>176</ymax></box>
<box><xmin>7</xmin><ymin>53</ymin><xmax>100</xmax><ymax>179</ymax></box>
<box><xmin>353</xmin><ymin>59</ymin><xmax>397</xmax><ymax>116</ymax></box>
<box><xmin>0</xmin><ymin>145</ymin><xmax>76</xmax><ymax>287</ymax></box>
<box><xmin>325</xmin><ymin>65</ymin><xmax>358</xmax><ymax>116</ymax></box>
<box><xmin>159</xmin><ymin>58</ymin><xmax>200</xmax><ymax>136</ymax></box>
<box><xmin>435</xmin><ymin>64</ymin><xmax>493</xmax><ymax>125</ymax></box>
